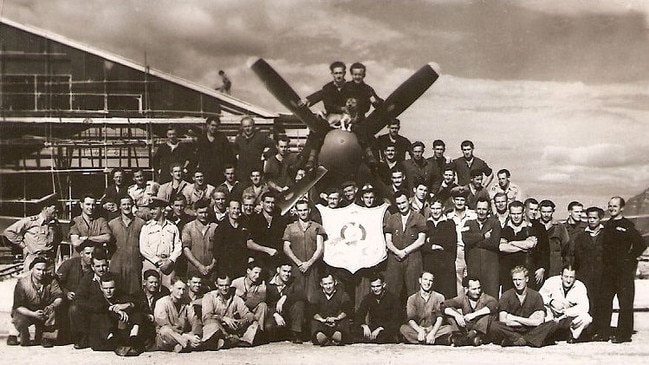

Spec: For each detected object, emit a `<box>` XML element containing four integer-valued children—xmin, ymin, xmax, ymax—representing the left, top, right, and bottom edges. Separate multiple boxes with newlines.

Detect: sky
<box><xmin>2</xmin><ymin>0</ymin><xmax>649</xmax><ymax>216</ymax></box>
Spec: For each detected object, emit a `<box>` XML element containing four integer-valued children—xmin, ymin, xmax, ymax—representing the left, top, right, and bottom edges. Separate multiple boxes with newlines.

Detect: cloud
<box><xmin>542</xmin><ymin>144</ymin><xmax>648</xmax><ymax>168</ymax></box>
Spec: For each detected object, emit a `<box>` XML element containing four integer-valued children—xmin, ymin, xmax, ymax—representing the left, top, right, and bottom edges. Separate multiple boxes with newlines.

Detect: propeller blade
<box><xmin>277</xmin><ymin>166</ymin><xmax>328</xmax><ymax>216</ymax></box>
<box><xmin>365</xmin><ymin>63</ymin><xmax>439</xmax><ymax>136</ymax></box>
<box><xmin>251</xmin><ymin>59</ymin><xmax>330</xmax><ymax>136</ymax></box>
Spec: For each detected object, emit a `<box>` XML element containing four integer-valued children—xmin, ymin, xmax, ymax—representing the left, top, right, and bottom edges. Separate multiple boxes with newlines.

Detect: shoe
<box><xmin>611</xmin><ymin>336</ymin><xmax>632</xmax><ymax>344</ymax></box>
<box><xmin>512</xmin><ymin>337</ymin><xmax>527</xmax><ymax>346</ymax></box>
<box><xmin>41</xmin><ymin>338</ymin><xmax>55</xmax><ymax>348</ymax></box>
<box><xmin>591</xmin><ymin>333</ymin><xmax>609</xmax><ymax>342</ymax></box>
<box><xmin>472</xmin><ymin>334</ymin><xmax>483</xmax><ymax>347</ymax></box>
<box><xmin>450</xmin><ymin>333</ymin><xmax>468</xmax><ymax>347</ymax></box>
<box><xmin>6</xmin><ymin>335</ymin><xmax>19</xmax><ymax>346</ymax></box>
<box><xmin>291</xmin><ymin>332</ymin><xmax>303</xmax><ymax>344</ymax></box>
<box><xmin>114</xmin><ymin>346</ymin><xmax>130</xmax><ymax>356</ymax></box>
<box><xmin>501</xmin><ymin>339</ymin><xmax>513</xmax><ymax>347</ymax></box>
<box><xmin>436</xmin><ymin>333</ymin><xmax>453</xmax><ymax>346</ymax></box>
<box><xmin>566</xmin><ymin>334</ymin><xmax>576</xmax><ymax>344</ymax></box>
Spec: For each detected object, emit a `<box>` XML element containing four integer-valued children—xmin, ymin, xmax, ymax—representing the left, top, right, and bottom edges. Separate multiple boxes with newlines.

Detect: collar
<box><xmin>506</xmin><ymin>219</ymin><xmax>531</xmax><ymax>230</ymax></box>
<box><xmin>585</xmin><ymin>224</ymin><xmax>603</xmax><ymax>235</ymax></box>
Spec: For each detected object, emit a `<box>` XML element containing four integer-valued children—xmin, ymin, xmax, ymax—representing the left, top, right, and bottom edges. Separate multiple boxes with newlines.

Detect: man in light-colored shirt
<box><xmin>139</xmin><ymin>198</ymin><xmax>182</xmax><ymax>288</ymax></box>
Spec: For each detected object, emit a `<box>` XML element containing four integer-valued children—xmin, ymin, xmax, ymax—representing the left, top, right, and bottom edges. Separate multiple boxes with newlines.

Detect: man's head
<box><xmin>475</xmin><ymin>198</ymin><xmax>490</xmax><ymax>221</ymax></box>
<box><xmin>608</xmin><ymin>196</ymin><xmax>625</xmax><ymax>219</ymax></box>
<box><xmin>413</xmin><ymin>181</ymin><xmax>428</xmax><ymax>201</ymax></box>
<box><xmin>250</xmin><ymin>169</ymin><xmax>263</xmax><ymax>186</ymax></box>
<box><xmin>29</xmin><ymin>257</ymin><xmax>48</xmax><ymax>282</ymax></box>
<box><xmin>430</xmin><ymin>199</ymin><xmax>444</xmax><ymax>220</ymax></box>
<box><xmin>432</xmin><ymin>140</ymin><xmax>446</xmax><ymax>158</ymax></box>
<box><xmin>211</xmin><ymin>189</ymin><xmax>227</xmax><ymax>212</ymax></box>
<box><xmin>442</xmin><ymin>166</ymin><xmax>455</xmax><ymax>184</ymax></box>
<box><xmin>350</xmin><ymin>62</ymin><xmax>366</xmax><ymax>84</ymax></box>
<box><xmin>91</xmin><ymin>250</ymin><xmax>109</xmax><ymax>277</ymax></box>
<box><xmin>560</xmin><ymin>265</ymin><xmax>577</xmax><ymax>291</ymax></box>
<box><xmin>170</xmin><ymin>277</ymin><xmax>187</xmax><ymax>301</ymax></box>
<box><xmin>511</xmin><ymin>266</ymin><xmax>529</xmax><ymax>292</ymax></box>
<box><xmin>451</xmin><ymin>188</ymin><xmax>468</xmax><ymax>211</ymax></box>
<box><xmin>276</xmin><ymin>263</ymin><xmax>292</xmax><ymax>283</ymax></box>
<box><xmin>246</xmin><ymin>261</ymin><xmax>263</xmax><ymax>284</ymax></box>
<box><xmin>193</xmin><ymin>170</ymin><xmax>206</xmax><ymax>187</ymax></box>
<box><xmin>276</xmin><ymin>136</ymin><xmax>290</xmax><ymax>157</ymax></box>
<box><xmin>215</xmin><ymin>275</ymin><xmax>232</xmax><ymax>297</ymax></box>
<box><xmin>195</xmin><ymin>199</ymin><xmax>210</xmax><ymax>224</ymax></box>
<box><xmin>387</xmin><ymin>119</ymin><xmax>400</xmax><ymax>138</ymax></box>
<box><xmin>411</xmin><ymin>141</ymin><xmax>425</xmax><ymax>161</ymax></box>
<box><xmin>469</xmin><ymin>170</ymin><xmax>484</xmax><ymax>189</ymax></box>
<box><xmin>383</xmin><ymin>144</ymin><xmax>396</xmax><ymax>162</ymax></box>
<box><xmin>170</xmin><ymin>163</ymin><xmax>183</xmax><ymax>181</ymax></box>
<box><xmin>100</xmin><ymin>273</ymin><xmax>117</xmax><ymax>300</ymax></box>
<box><xmin>509</xmin><ymin>201</ymin><xmax>525</xmax><ymax>225</ymax></box>
<box><xmin>171</xmin><ymin>196</ymin><xmax>187</xmax><ymax>217</ymax></box>
<box><xmin>119</xmin><ymin>195</ymin><xmax>134</xmax><ymax>217</ymax></box>
<box><xmin>585</xmin><ymin>206</ymin><xmax>605</xmax><ymax>230</ymax></box>
<box><xmin>80</xmin><ymin>194</ymin><xmax>97</xmax><ymax>217</ymax></box>
<box><xmin>494</xmin><ymin>192</ymin><xmax>508</xmax><ymax>214</ymax></box>
<box><xmin>78</xmin><ymin>240</ymin><xmax>95</xmax><ymax>266</ymax></box>
<box><xmin>240</xmin><ymin>116</ymin><xmax>255</xmax><ymax>137</ymax></box>
<box><xmin>567</xmin><ymin>201</ymin><xmax>583</xmax><ymax>223</ymax></box>
<box><xmin>329</xmin><ymin>61</ymin><xmax>346</xmax><ymax>84</ymax></box>
<box><xmin>391</xmin><ymin>169</ymin><xmax>405</xmax><ymax>188</ymax></box>
<box><xmin>166</xmin><ymin>125</ymin><xmax>178</xmax><ymax>144</ymax></box>
<box><xmin>149</xmin><ymin>198</ymin><xmax>167</xmax><ymax>220</ymax></box>
<box><xmin>326</xmin><ymin>190</ymin><xmax>340</xmax><ymax>209</ymax></box>
<box><xmin>187</xmin><ymin>276</ymin><xmax>203</xmax><ymax>295</ymax></box>
<box><xmin>462</xmin><ymin>276</ymin><xmax>483</xmax><ymax>301</ymax></box>
<box><xmin>539</xmin><ymin>199</ymin><xmax>556</xmax><ymax>224</ymax></box>
<box><xmin>227</xmin><ymin>200</ymin><xmax>242</xmax><ymax>221</ymax></box>
<box><xmin>460</xmin><ymin>140</ymin><xmax>474</xmax><ymax>159</ymax></box>
<box><xmin>419</xmin><ymin>271</ymin><xmax>434</xmax><ymax>293</ymax></box>
<box><xmin>143</xmin><ymin>270</ymin><xmax>161</xmax><ymax>294</ymax></box>
<box><xmin>320</xmin><ymin>273</ymin><xmax>336</xmax><ymax>295</ymax></box>
<box><xmin>369</xmin><ymin>273</ymin><xmax>386</xmax><ymax>297</ymax></box>
<box><xmin>241</xmin><ymin>194</ymin><xmax>256</xmax><ymax>216</ymax></box>
<box><xmin>260</xmin><ymin>192</ymin><xmax>276</xmax><ymax>215</ymax></box>
<box><xmin>133</xmin><ymin>169</ymin><xmax>145</xmax><ymax>186</ymax></box>
<box><xmin>206</xmin><ymin>117</ymin><xmax>220</xmax><ymax>135</ymax></box>
<box><xmin>524</xmin><ymin>198</ymin><xmax>539</xmax><ymax>222</ymax></box>
<box><xmin>395</xmin><ymin>191</ymin><xmax>410</xmax><ymax>216</ymax></box>
<box><xmin>341</xmin><ymin>181</ymin><xmax>358</xmax><ymax>203</ymax></box>
<box><xmin>361</xmin><ymin>188</ymin><xmax>376</xmax><ymax>208</ymax></box>
<box><xmin>224</xmin><ymin>165</ymin><xmax>237</xmax><ymax>183</ymax></box>
<box><xmin>497</xmin><ymin>169</ymin><xmax>511</xmax><ymax>189</ymax></box>
<box><xmin>112</xmin><ymin>168</ymin><xmax>124</xmax><ymax>186</ymax></box>
<box><xmin>295</xmin><ymin>200</ymin><xmax>310</xmax><ymax>221</ymax></box>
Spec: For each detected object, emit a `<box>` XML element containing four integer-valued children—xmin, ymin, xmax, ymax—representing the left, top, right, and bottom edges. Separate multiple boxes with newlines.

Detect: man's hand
<box><xmin>417</xmin><ymin>329</ymin><xmax>426</xmax><ymax>342</ymax></box>
<box><xmin>198</xmin><ymin>264</ymin><xmax>210</xmax><ymax>276</ymax></box>
<box><xmin>395</xmin><ymin>249</ymin><xmax>407</xmax><ymax>261</ymax></box>
<box><xmin>425</xmin><ymin>329</ymin><xmax>437</xmax><ymax>344</ymax></box>
<box><xmin>33</xmin><ymin>309</ymin><xmax>46</xmax><ymax>321</ymax></box>
<box><xmin>184</xmin><ymin>333</ymin><xmax>202</xmax><ymax>348</ymax></box>
<box><xmin>276</xmin><ymin>296</ymin><xmax>287</xmax><ymax>313</ymax></box>
<box><xmin>484</xmin><ymin>229</ymin><xmax>492</xmax><ymax>240</ymax></box>
<box><xmin>300</xmin><ymin>261</ymin><xmax>312</xmax><ymax>273</ymax></box>
<box><xmin>159</xmin><ymin>259</ymin><xmax>173</xmax><ymax>274</ymax></box>
<box><xmin>66</xmin><ymin>291</ymin><xmax>76</xmax><ymax>301</ymax></box>
<box><xmin>464</xmin><ymin>312</ymin><xmax>476</xmax><ymax>323</ymax></box>
<box><xmin>371</xmin><ymin>327</ymin><xmax>384</xmax><ymax>341</ymax></box>
<box><xmin>267</xmin><ymin>248</ymin><xmax>278</xmax><ymax>257</ymax></box>
<box><xmin>273</xmin><ymin>312</ymin><xmax>286</xmax><ymax>327</ymax></box>
<box><xmin>361</xmin><ymin>324</ymin><xmax>372</xmax><ymax>339</ymax></box>
<box><xmin>534</xmin><ymin>268</ymin><xmax>545</xmax><ymax>284</ymax></box>
<box><xmin>223</xmin><ymin>316</ymin><xmax>239</xmax><ymax>330</ymax></box>
<box><xmin>454</xmin><ymin>313</ymin><xmax>466</xmax><ymax>327</ymax></box>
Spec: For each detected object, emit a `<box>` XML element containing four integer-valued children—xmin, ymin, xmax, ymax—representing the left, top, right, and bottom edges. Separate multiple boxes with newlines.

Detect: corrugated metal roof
<box><xmin>0</xmin><ymin>17</ymin><xmax>278</xmax><ymax>119</ymax></box>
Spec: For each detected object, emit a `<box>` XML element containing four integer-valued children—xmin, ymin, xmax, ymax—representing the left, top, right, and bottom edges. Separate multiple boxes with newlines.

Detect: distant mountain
<box><xmin>626</xmin><ymin>188</ymin><xmax>649</xmax><ymax>217</ymax></box>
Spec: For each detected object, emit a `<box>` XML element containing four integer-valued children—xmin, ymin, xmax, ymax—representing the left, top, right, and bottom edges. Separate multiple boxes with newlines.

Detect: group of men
<box><xmin>2</xmin><ymin>60</ymin><xmax>647</xmax><ymax>355</ymax></box>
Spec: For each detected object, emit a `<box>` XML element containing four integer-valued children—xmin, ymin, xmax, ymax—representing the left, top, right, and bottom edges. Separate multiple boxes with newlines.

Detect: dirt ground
<box><xmin>0</xmin><ymin>311</ymin><xmax>647</xmax><ymax>365</ymax></box>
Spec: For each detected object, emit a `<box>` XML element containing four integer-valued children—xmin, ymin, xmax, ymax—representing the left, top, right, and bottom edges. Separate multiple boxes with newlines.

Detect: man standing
<box><xmin>376</xmin><ymin>143</ymin><xmax>404</xmax><ymax>186</ymax></box>
<box><xmin>452</xmin><ymin>140</ymin><xmax>493</xmax><ymax>187</ymax></box>
<box><xmin>572</xmin><ymin>206</ymin><xmax>605</xmax><ymax>319</ymax></box>
<box><xmin>465</xmin><ymin>170</ymin><xmax>490</xmax><ymax>210</ymax></box>
<box><xmin>423</xmin><ymin>199</ymin><xmax>457</xmax><ymax>300</ymax></box>
<box><xmin>488</xmin><ymin>169</ymin><xmax>525</xmax><ymax>205</ymax></box>
<box><xmin>182</xmin><ymin>170</ymin><xmax>215</xmax><ymax>216</ymax></box>
<box><xmin>400</xmin><ymin>271</ymin><xmax>453</xmax><ymax>345</ymax></box>
<box><xmin>195</xmin><ymin>117</ymin><xmax>235</xmax><ymax>187</ymax></box>
<box><xmin>218</xmin><ymin>165</ymin><xmax>244</xmax><ymax>202</ymax></box>
<box><xmin>354</xmin><ymin>273</ymin><xmax>401</xmax><ymax>344</ymax></box>
<box><xmin>283</xmin><ymin>200</ymin><xmax>325</xmax><ymax>303</ymax></box>
<box><xmin>539</xmin><ymin>265</ymin><xmax>592</xmax><ymax>342</ymax></box>
<box><xmin>213</xmin><ymin>200</ymin><xmax>250</xmax><ymax>280</ymax></box>
<box><xmin>384</xmin><ymin>191</ymin><xmax>427</xmax><ymax>302</ymax></box>
<box><xmin>242</xmin><ymin>169</ymin><xmax>271</xmax><ymax>206</ymax></box>
<box><xmin>128</xmin><ymin>169</ymin><xmax>159</xmax><ymax>220</ymax></box>
<box><xmin>523</xmin><ymin>198</ymin><xmax>550</xmax><ymax>289</ymax></box>
<box><xmin>462</xmin><ymin>197</ymin><xmax>501</xmax><ymax>298</ymax></box>
<box><xmin>565</xmin><ymin>201</ymin><xmax>587</xmax><ymax>244</ymax></box>
<box><xmin>9</xmin><ymin>257</ymin><xmax>63</xmax><ymax>347</ymax></box>
<box><xmin>100</xmin><ymin>168</ymin><xmax>127</xmax><ymax>219</ymax></box>
<box><xmin>490</xmin><ymin>266</ymin><xmax>556</xmax><ymax>347</ymax></box>
<box><xmin>247</xmin><ymin>192</ymin><xmax>288</xmax><ymax>272</ymax></box>
<box><xmin>427</xmin><ymin>139</ymin><xmax>451</xmax><ymax>194</ymax></box>
<box><xmin>442</xmin><ymin>276</ymin><xmax>497</xmax><ymax>346</ymax></box>
<box><xmin>310</xmin><ymin>273</ymin><xmax>352</xmax><ymax>346</ymax></box>
<box><xmin>139</xmin><ymin>198</ymin><xmax>182</xmax><ymax>288</ymax></box>
<box><xmin>499</xmin><ymin>201</ymin><xmax>541</xmax><ymax>291</ymax></box>
<box><xmin>152</xmin><ymin>125</ymin><xmax>194</xmax><ymax>184</ymax></box>
<box><xmin>233</xmin><ymin>116</ymin><xmax>276</xmax><ymax>181</ymax></box>
<box><xmin>3</xmin><ymin>195</ymin><xmax>60</xmax><ymax>272</ymax></box>
<box><xmin>70</xmin><ymin>194</ymin><xmax>111</xmax><ymax>255</ymax></box>
<box><xmin>157</xmin><ymin>163</ymin><xmax>190</xmax><ymax>204</ymax></box>
<box><xmin>154</xmin><ymin>278</ymin><xmax>202</xmax><ymax>352</ymax></box>
<box><xmin>376</xmin><ymin>119</ymin><xmax>412</xmax><ymax>162</ymax></box>
<box><xmin>493</xmin><ymin>192</ymin><xmax>509</xmax><ymax>227</ymax></box>
<box><xmin>447</xmin><ymin>188</ymin><xmax>477</xmax><ymax>295</ymax></box>
<box><xmin>410</xmin><ymin>180</ymin><xmax>431</xmax><ymax>219</ymax></box>
<box><xmin>265</xmin><ymin>262</ymin><xmax>306</xmax><ymax>343</ymax></box>
<box><xmin>209</xmin><ymin>188</ymin><xmax>229</xmax><ymax>225</ymax></box>
<box><xmin>434</xmin><ymin>165</ymin><xmax>457</xmax><ymax>210</ymax></box>
<box><xmin>539</xmin><ymin>199</ymin><xmax>570</xmax><ymax>277</ymax></box>
<box><xmin>402</xmin><ymin>141</ymin><xmax>434</xmax><ymax>193</ymax></box>
<box><xmin>109</xmin><ymin>195</ymin><xmax>146</xmax><ymax>296</ymax></box>
<box><xmin>593</xmin><ymin>196</ymin><xmax>647</xmax><ymax>343</ymax></box>
<box><xmin>182</xmin><ymin>199</ymin><xmax>218</xmax><ymax>283</ymax></box>
<box><xmin>265</xmin><ymin>136</ymin><xmax>298</xmax><ymax>193</ymax></box>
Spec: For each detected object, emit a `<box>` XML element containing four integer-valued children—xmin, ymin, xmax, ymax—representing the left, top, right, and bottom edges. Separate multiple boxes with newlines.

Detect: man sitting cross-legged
<box><xmin>230</xmin><ymin>261</ymin><xmax>268</xmax><ymax>335</ymax></box>
<box><xmin>310</xmin><ymin>273</ymin><xmax>353</xmax><ymax>346</ymax></box>
<box><xmin>490</xmin><ymin>265</ymin><xmax>557</xmax><ymax>347</ymax></box>
<box><xmin>201</xmin><ymin>275</ymin><xmax>260</xmax><ymax>349</ymax></box>
<box><xmin>354</xmin><ymin>272</ymin><xmax>402</xmax><ymax>344</ymax></box>
<box><xmin>400</xmin><ymin>271</ymin><xmax>453</xmax><ymax>345</ymax></box>
<box><xmin>265</xmin><ymin>261</ymin><xmax>307</xmax><ymax>343</ymax></box>
<box><xmin>154</xmin><ymin>277</ymin><xmax>202</xmax><ymax>352</ymax></box>
<box><xmin>441</xmin><ymin>276</ymin><xmax>497</xmax><ymax>346</ymax></box>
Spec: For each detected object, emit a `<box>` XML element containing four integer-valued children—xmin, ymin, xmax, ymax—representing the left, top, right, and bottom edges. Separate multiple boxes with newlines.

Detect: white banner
<box><xmin>318</xmin><ymin>203</ymin><xmax>389</xmax><ymax>274</ymax></box>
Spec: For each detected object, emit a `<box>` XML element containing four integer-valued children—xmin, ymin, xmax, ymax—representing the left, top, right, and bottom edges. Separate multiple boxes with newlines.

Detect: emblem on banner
<box><xmin>318</xmin><ymin>203</ymin><xmax>389</xmax><ymax>273</ymax></box>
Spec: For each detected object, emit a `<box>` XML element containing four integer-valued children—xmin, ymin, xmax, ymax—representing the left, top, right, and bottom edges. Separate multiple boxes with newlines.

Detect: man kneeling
<box><xmin>490</xmin><ymin>266</ymin><xmax>557</xmax><ymax>347</ymax></box>
<box><xmin>400</xmin><ymin>271</ymin><xmax>453</xmax><ymax>345</ymax></box>
<box><xmin>442</xmin><ymin>276</ymin><xmax>497</xmax><ymax>346</ymax></box>
<box><xmin>310</xmin><ymin>273</ymin><xmax>352</xmax><ymax>346</ymax></box>
<box><xmin>354</xmin><ymin>273</ymin><xmax>401</xmax><ymax>343</ymax></box>
<box><xmin>202</xmin><ymin>275</ymin><xmax>260</xmax><ymax>349</ymax></box>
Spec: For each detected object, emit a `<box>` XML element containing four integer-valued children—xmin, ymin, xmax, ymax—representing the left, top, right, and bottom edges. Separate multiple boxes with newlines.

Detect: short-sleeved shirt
<box><xmin>442</xmin><ymin>292</ymin><xmax>497</xmax><ymax>317</ymax></box>
<box><xmin>384</xmin><ymin>211</ymin><xmax>426</xmax><ymax>251</ymax></box>
<box><xmin>3</xmin><ymin>214</ymin><xmax>57</xmax><ymax>255</ymax></box>
<box><xmin>264</xmin><ymin>153</ymin><xmax>298</xmax><ymax>190</ymax></box>
<box><xmin>182</xmin><ymin>219</ymin><xmax>218</xmax><ymax>267</ymax></box>
<box><xmin>13</xmin><ymin>274</ymin><xmax>63</xmax><ymax>311</ymax></box>
<box><xmin>283</xmin><ymin>220</ymin><xmax>326</xmax><ymax>262</ymax></box>
<box><xmin>213</xmin><ymin>220</ymin><xmax>250</xmax><ymax>279</ymax></box>
<box><xmin>405</xmin><ymin>290</ymin><xmax>445</xmax><ymax>327</ymax></box>
<box><xmin>69</xmin><ymin>215</ymin><xmax>111</xmax><ymax>240</ymax></box>
<box><xmin>231</xmin><ymin>277</ymin><xmax>267</xmax><ymax>310</ymax></box>
<box><xmin>139</xmin><ymin>219</ymin><xmax>183</xmax><ymax>265</ymax></box>
<box><xmin>497</xmin><ymin>288</ymin><xmax>545</xmax><ymax>318</ymax></box>
<box><xmin>452</xmin><ymin>156</ymin><xmax>493</xmax><ymax>186</ymax></box>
